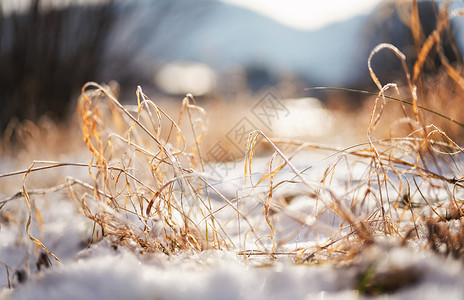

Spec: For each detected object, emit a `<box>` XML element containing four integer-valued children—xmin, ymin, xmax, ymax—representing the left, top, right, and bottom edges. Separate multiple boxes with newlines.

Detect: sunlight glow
<box><xmin>220</xmin><ymin>0</ymin><xmax>385</xmax><ymax>30</ymax></box>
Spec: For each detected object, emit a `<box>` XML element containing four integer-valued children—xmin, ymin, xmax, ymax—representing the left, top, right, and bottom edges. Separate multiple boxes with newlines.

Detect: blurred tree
<box><xmin>0</xmin><ymin>0</ymin><xmax>115</xmax><ymax>132</ymax></box>
<box><xmin>244</xmin><ymin>64</ymin><xmax>279</xmax><ymax>92</ymax></box>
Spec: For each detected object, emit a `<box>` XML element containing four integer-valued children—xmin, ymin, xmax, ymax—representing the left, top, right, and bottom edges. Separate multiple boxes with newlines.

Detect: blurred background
<box><xmin>1</xmin><ymin>0</ymin><xmax>464</xmax><ymax>137</ymax></box>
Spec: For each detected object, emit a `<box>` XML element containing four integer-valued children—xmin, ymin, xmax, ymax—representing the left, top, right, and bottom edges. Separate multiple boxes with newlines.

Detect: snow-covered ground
<box><xmin>1</xmin><ymin>173</ymin><xmax>464</xmax><ymax>300</ymax></box>
<box><xmin>3</xmin><ymin>238</ymin><xmax>464</xmax><ymax>300</ymax></box>
<box><xmin>1</xmin><ymin>147</ymin><xmax>464</xmax><ymax>299</ymax></box>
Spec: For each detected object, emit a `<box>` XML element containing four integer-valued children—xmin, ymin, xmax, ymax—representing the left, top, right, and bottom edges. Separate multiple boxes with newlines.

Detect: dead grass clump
<box><xmin>424</xmin><ymin>218</ymin><xmax>464</xmax><ymax>258</ymax></box>
<box><xmin>314</xmin><ymin>2</ymin><xmax>464</xmax><ymax>264</ymax></box>
<box><xmin>281</xmin><ymin>2</ymin><xmax>464</xmax><ymax>271</ymax></box>
<box><xmin>1</xmin><ymin>115</ymin><xmax>81</xmax><ymax>160</ymax></box>
<box><xmin>419</xmin><ymin>69</ymin><xmax>464</xmax><ymax>141</ymax></box>
<box><xmin>73</xmin><ymin>82</ymin><xmax>232</xmax><ymax>253</ymax></box>
<box><xmin>356</xmin><ymin>263</ymin><xmax>422</xmax><ymax>296</ymax></box>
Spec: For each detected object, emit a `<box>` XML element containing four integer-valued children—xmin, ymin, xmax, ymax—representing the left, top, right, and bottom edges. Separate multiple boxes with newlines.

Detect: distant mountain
<box><xmin>101</xmin><ymin>0</ymin><xmax>370</xmax><ymax>90</ymax></box>
<box><xmin>174</xmin><ymin>3</ymin><xmax>367</xmax><ymax>86</ymax></box>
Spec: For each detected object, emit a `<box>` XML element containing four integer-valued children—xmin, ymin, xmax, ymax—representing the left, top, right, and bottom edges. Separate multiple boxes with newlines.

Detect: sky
<box><xmin>2</xmin><ymin>0</ymin><xmax>385</xmax><ymax>28</ymax></box>
<box><xmin>220</xmin><ymin>0</ymin><xmax>385</xmax><ymax>30</ymax></box>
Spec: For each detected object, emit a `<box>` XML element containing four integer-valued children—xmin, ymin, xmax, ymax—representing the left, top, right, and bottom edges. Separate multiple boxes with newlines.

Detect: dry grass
<box><xmin>0</xmin><ymin>0</ymin><xmax>464</xmax><ymax>295</ymax></box>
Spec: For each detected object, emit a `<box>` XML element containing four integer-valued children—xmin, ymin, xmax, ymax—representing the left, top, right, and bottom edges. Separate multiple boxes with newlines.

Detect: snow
<box><xmin>2</xmin><ymin>148</ymin><xmax>464</xmax><ymax>300</ymax></box>
<box><xmin>2</xmin><ymin>237</ymin><xmax>464</xmax><ymax>299</ymax></box>
<box><xmin>2</xmin><ymin>241</ymin><xmax>354</xmax><ymax>300</ymax></box>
